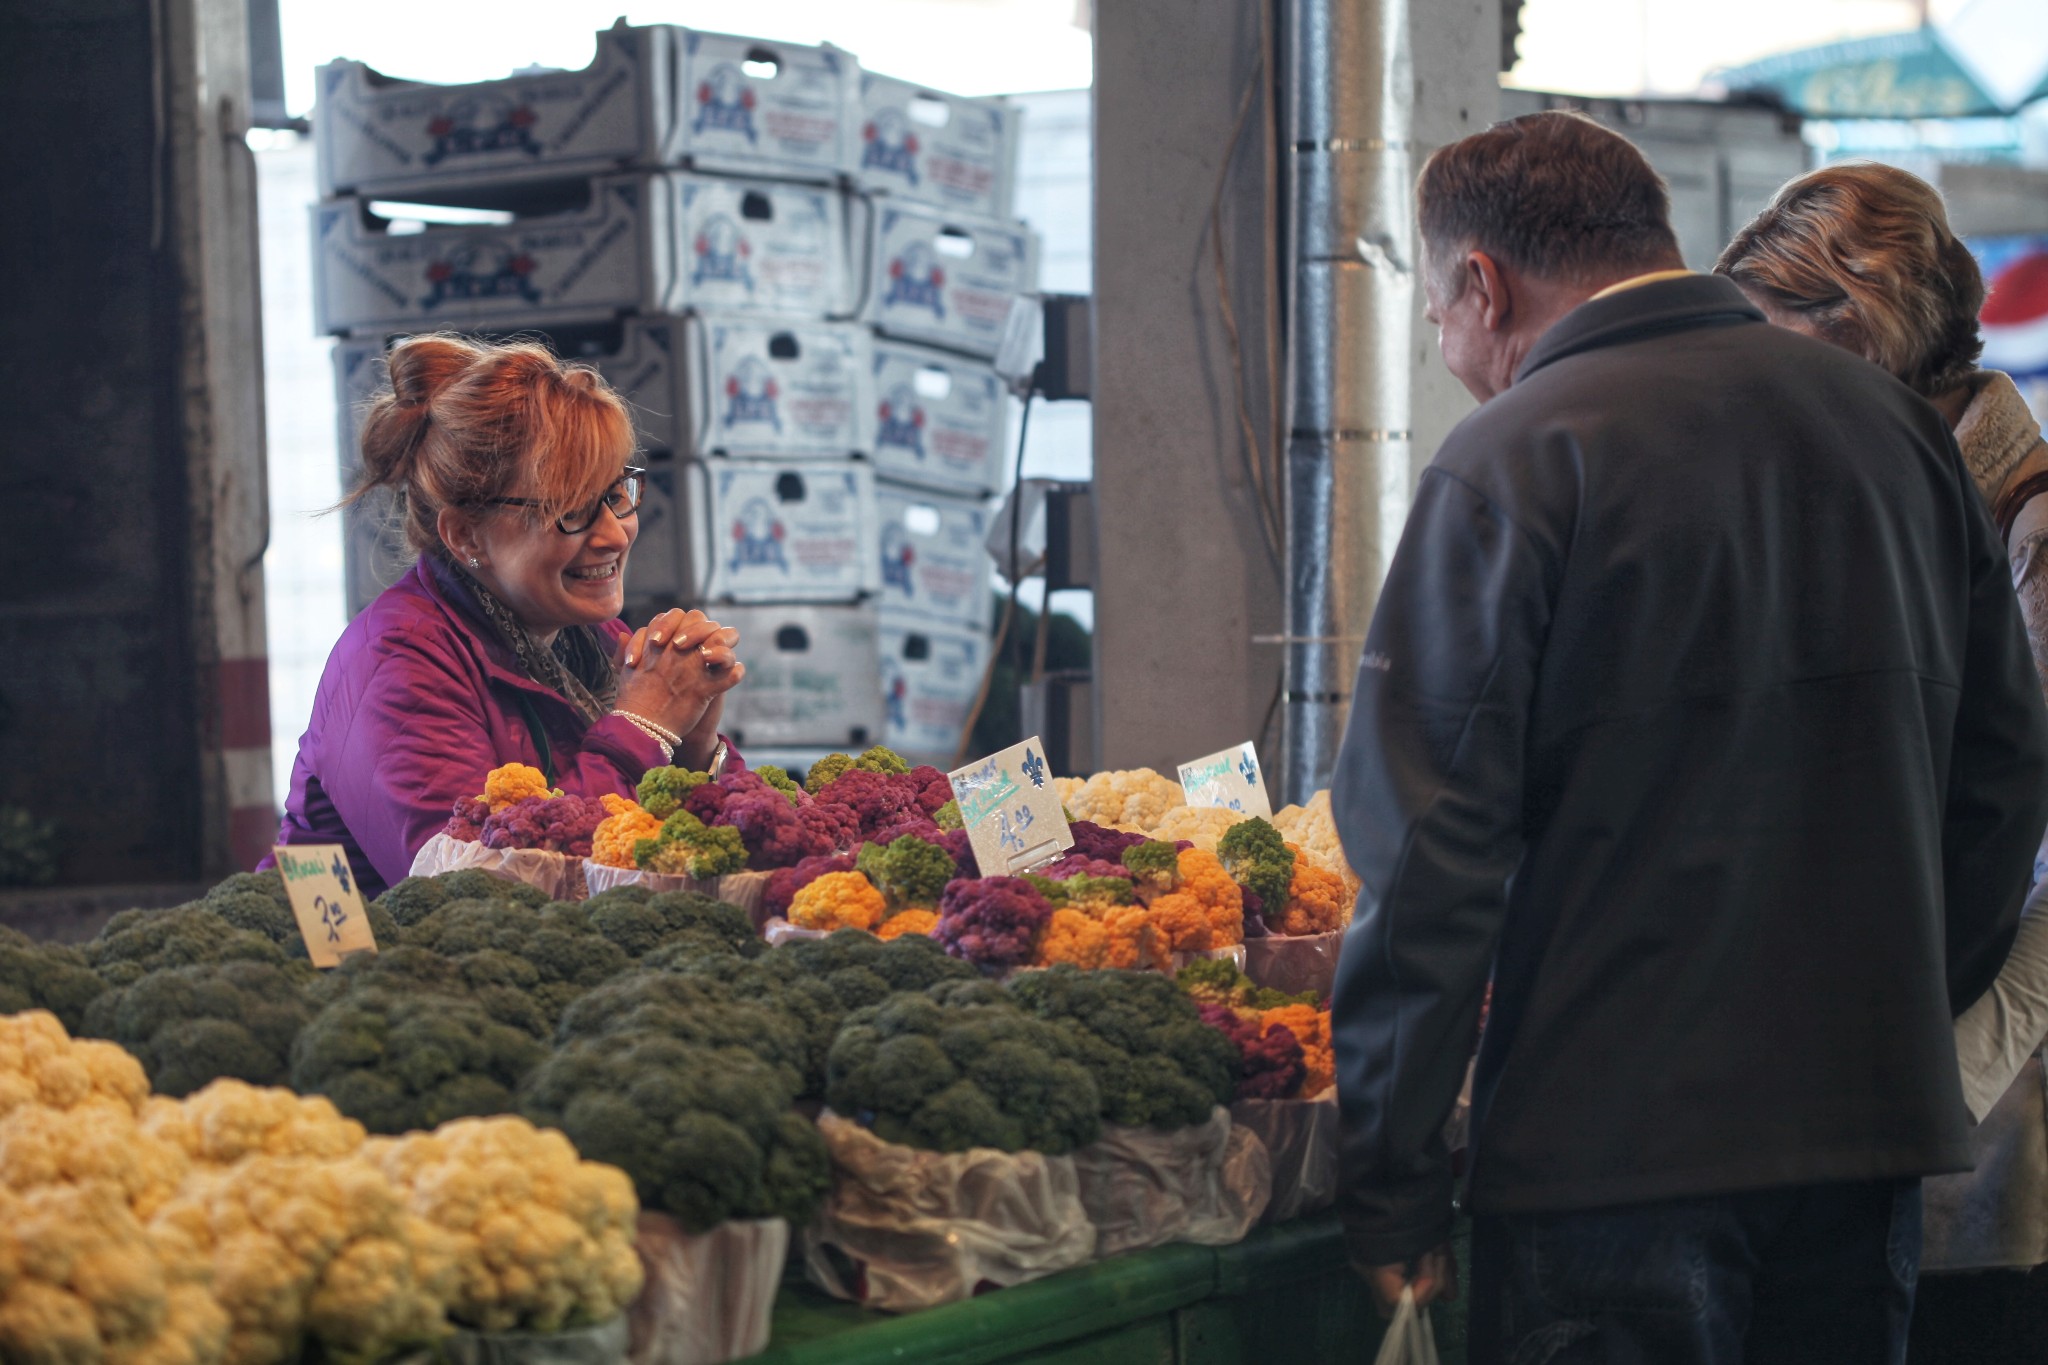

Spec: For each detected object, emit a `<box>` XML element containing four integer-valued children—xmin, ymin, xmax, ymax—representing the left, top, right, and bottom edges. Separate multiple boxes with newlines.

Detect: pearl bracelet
<box><xmin>610</xmin><ymin>710</ymin><xmax>677</xmax><ymax>763</ymax></box>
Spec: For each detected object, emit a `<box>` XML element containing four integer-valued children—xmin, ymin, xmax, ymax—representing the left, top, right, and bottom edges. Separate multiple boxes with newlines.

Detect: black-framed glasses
<box><xmin>489</xmin><ymin>467</ymin><xmax>646</xmax><ymax>535</ymax></box>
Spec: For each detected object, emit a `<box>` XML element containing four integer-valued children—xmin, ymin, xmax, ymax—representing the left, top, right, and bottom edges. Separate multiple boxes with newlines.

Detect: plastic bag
<box><xmin>1169</xmin><ymin>944</ymin><xmax>1249</xmax><ymax>975</ymax></box>
<box><xmin>761</xmin><ymin>917</ymin><xmax>832</xmax><ymax>946</ymax></box>
<box><xmin>412</xmin><ymin>833</ymin><xmax>587</xmax><ymax>900</ymax></box>
<box><xmin>802</xmin><ymin>1110</ymin><xmax>1096</xmax><ymax>1312</ymax></box>
<box><xmin>626</xmin><ymin>1213</ymin><xmax>786</xmax><ymax>1365</ymax></box>
<box><xmin>1244</xmin><ymin>930</ymin><xmax>1342</xmax><ymax>1001</ymax></box>
<box><xmin>582</xmin><ymin>861</ymin><xmax>769</xmax><ymax>920</ymax></box>
<box><xmin>1230</xmin><ymin>1093</ymin><xmax>1338</xmax><ymax>1224</ymax></box>
<box><xmin>1070</xmin><ymin>1106</ymin><xmax>1271</xmax><ymax>1257</ymax></box>
<box><xmin>443</xmin><ymin>1316</ymin><xmax>628</xmax><ymax>1365</ymax></box>
<box><xmin>1373</xmin><ymin>1287</ymin><xmax>1440</xmax><ymax>1365</ymax></box>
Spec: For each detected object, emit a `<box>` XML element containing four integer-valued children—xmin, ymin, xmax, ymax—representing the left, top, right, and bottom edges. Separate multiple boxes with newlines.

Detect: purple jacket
<box><xmin>271</xmin><ymin>560</ymin><xmax>693</xmax><ymax>898</ymax></box>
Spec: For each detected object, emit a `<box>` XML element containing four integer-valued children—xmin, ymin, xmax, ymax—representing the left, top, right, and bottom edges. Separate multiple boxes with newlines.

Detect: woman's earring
<box><xmin>468</xmin><ymin>556</ymin><xmax>481</xmax><ymax>569</ymax></box>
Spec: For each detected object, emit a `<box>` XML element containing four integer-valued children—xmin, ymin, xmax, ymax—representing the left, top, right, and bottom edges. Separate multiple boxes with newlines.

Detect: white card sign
<box><xmin>948</xmin><ymin>737</ymin><xmax>1074</xmax><ymax>876</ymax></box>
<box><xmin>1177</xmin><ymin>742</ymin><xmax>1273</xmax><ymax>820</ymax></box>
<box><xmin>272</xmin><ymin>845</ymin><xmax>379</xmax><ymax>968</ymax></box>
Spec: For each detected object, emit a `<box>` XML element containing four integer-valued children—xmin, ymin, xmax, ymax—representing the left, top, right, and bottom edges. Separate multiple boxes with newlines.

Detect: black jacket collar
<box><xmin>1516</xmin><ymin>274</ymin><xmax>1765</xmax><ymax>384</ymax></box>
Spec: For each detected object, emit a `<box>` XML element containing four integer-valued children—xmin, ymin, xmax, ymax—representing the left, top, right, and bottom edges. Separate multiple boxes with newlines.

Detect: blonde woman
<box><xmin>1722</xmin><ymin>164</ymin><xmax>2048</xmax><ymax>1359</ymax></box>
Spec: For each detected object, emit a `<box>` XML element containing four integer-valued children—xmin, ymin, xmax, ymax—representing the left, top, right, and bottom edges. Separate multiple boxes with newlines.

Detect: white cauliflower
<box><xmin>141</xmin><ymin>1081</ymin><xmax>365</xmax><ymax>1166</ymax></box>
<box><xmin>370</xmin><ymin>1115</ymin><xmax>643</xmax><ymax>1333</ymax></box>
<box><xmin>1274</xmin><ymin>790</ymin><xmax>1362</xmax><ymax>902</ymax></box>
<box><xmin>0</xmin><ymin>1100</ymin><xmax>189</xmax><ymax>1218</ymax></box>
<box><xmin>1149</xmin><ymin>805</ymin><xmax>1246</xmax><ymax>853</ymax></box>
<box><xmin>1061</xmin><ymin>769</ymin><xmax>1185</xmax><ymax>834</ymax></box>
<box><xmin>0</xmin><ymin>1010</ymin><xmax>149</xmax><ymax>1119</ymax></box>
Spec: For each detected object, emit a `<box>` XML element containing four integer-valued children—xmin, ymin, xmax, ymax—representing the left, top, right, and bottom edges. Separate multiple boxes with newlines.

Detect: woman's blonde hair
<box><xmin>350</xmin><ymin>334</ymin><xmax>636</xmax><ymax>559</ymax></box>
<box><xmin>1716</xmin><ymin>162</ymin><xmax>1983</xmax><ymax>398</ymax></box>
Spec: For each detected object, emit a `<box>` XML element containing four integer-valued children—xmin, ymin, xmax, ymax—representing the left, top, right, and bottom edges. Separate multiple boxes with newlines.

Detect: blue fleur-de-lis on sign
<box><xmin>330</xmin><ymin>853</ymin><xmax>353</xmax><ymax>895</ymax></box>
<box><xmin>1021</xmin><ymin>749</ymin><xmax>1048</xmax><ymax>789</ymax></box>
<box><xmin>1239</xmin><ymin>754</ymin><xmax>1258</xmax><ymax>786</ymax></box>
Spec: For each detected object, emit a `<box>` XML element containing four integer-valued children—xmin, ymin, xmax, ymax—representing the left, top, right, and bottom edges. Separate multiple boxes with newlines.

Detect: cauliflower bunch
<box><xmin>479</xmin><ymin>794</ymin><xmax>610</xmax><ymax>858</ymax></box>
<box><xmin>1259</xmin><ymin>1003</ymin><xmax>1335</xmax><ymax>1098</ymax></box>
<box><xmin>0</xmin><ymin>1181</ymin><xmax>230</xmax><ymax>1365</ymax></box>
<box><xmin>787</xmin><ymin>871</ymin><xmax>886</xmax><ymax>934</ymax></box>
<box><xmin>1150</xmin><ymin>804</ymin><xmax>1246</xmax><ymax>853</ymax></box>
<box><xmin>151</xmin><ymin>1155</ymin><xmax>456</xmax><ymax>1365</ymax></box>
<box><xmin>0</xmin><ymin>1099</ymin><xmax>190</xmax><ymax>1218</ymax></box>
<box><xmin>933</xmin><ymin>876</ymin><xmax>1056</xmax><ymax>972</ymax></box>
<box><xmin>369</xmin><ymin>1116</ymin><xmax>642</xmax><ymax>1334</ymax></box>
<box><xmin>1215</xmin><ymin>817</ymin><xmax>1348</xmax><ymax>936</ymax></box>
<box><xmin>0</xmin><ymin>1009</ymin><xmax>150</xmax><ymax>1119</ymax></box>
<box><xmin>1273</xmin><ymin>790</ymin><xmax>1363</xmax><ymax>903</ymax></box>
<box><xmin>140</xmin><ymin>1080</ymin><xmax>365</xmax><ymax>1166</ymax></box>
<box><xmin>1056</xmin><ymin>768</ymin><xmax>1185</xmax><ymax>834</ymax></box>
<box><xmin>590</xmin><ymin>794</ymin><xmax>662</xmax><ymax>869</ymax></box>
<box><xmin>1195</xmin><ymin>1002</ymin><xmax>1308</xmax><ymax>1101</ymax></box>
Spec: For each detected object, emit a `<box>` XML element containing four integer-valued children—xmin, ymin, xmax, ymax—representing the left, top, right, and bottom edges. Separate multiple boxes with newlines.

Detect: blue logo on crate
<box><xmin>722</xmin><ymin>357</ymin><xmax>781</xmax><ymax>432</ymax></box>
<box><xmin>880</xmin><ymin>524</ymin><xmax>915</xmax><ymax>595</ymax></box>
<box><xmin>420</xmin><ymin>240</ymin><xmax>542</xmax><ymax>310</ymax></box>
<box><xmin>694</xmin><ymin>64</ymin><xmax>759</xmax><ymax>142</ymax></box>
<box><xmin>884</xmin><ymin>242</ymin><xmax>946</xmax><ymax>318</ymax></box>
<box><xmin>874</xmin><ymin>384</ymin><xmax>927</xmax><ymax>458</ymax></box>
<box><xmin>861</xmin><ymin>109</ymin><xmax>921</xmax><ymax>183</ymax></box>
<box><xmin>885</xmin><ymin>669</ymin><xmax>908</xmax><ymax>730</ymax></box>
<box><xmin>421</xmin><ymin>95</ymin><xmax>543</xmax><ymax>166</ymax></box>
<box><xmin>728</xmin><ymin>498</ymin><xmax>788</xmax><ymax>572</ymax></box>
<box><xmin>692</xmin><ymin>216</ymin><xmax>755</xmax><ymax>291</ymax></box>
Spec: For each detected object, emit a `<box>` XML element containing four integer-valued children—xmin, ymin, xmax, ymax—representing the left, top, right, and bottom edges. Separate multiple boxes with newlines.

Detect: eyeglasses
<box><xmin>488</xmin><ymin>467</ymin><xmax>646</xmax><ymax>535</ymax></box>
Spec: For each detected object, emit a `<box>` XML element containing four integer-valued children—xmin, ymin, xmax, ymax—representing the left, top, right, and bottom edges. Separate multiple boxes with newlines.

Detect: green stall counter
<box><xmin>743</xmin><ymin>1215</ymin><xmax>1469</xmax><ymax>1365</ymax></box>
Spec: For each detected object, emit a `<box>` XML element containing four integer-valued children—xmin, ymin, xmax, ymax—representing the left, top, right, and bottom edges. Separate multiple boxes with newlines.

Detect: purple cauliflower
<box><xmin>1197</xmin><ymin>1003</ymin><xmax>1305</xmax><ymax>1100</ymax></box>
<box><xmin>933</xmin><ymin>876</ymin><xmax>1053</xmax><ymax>972</ymax></box>
<box><xmin>909</xmin><ymin>765</ymin><xmax>954</xmax><ymax>816</ymax></box>
<box><xmin>446</xmin><ymin>795</ymin><xmax>490</xmax><ymax>842</ymax></box>
<box><xmin>1067</xmin><ymin>820</ymin><xmax>1150</xmax><ymax>863</ymax></box>
<box><xmin>933</xmin><ymin>828</ymin><xmax>980</xmax><ymax>879</ymax></box>
<box><xmin>871</xmin><ymin>815</ymin><xmax>944</xmax><ymax>846</ymax></box>
<box><xmin>1037</xmin><ymin>853</ymin><xmax>1131</xmax><ymax>882</ymax></box>
<box><xmin>762</xmin><ymin>854</ymin><xmax>857</xmax><ymax>921</ymax></box>
<box><xmin>711</xmin><ymin>788</ymin><xmax>806</xmax><ymax>869</ymax></box>
<box><xmin>813</xmin><ymin>768</ymin><xmax>926</xmax><ymax>843</ymax></box>
<box><xmin>796</xmin><ymin>801</ymin><xmax>861</xmax><ymax>856</ymax></box>
<box><xmin>479</xmin><ymin>794</ymin><xmax>607</xmax><ymax>855</ymax></box>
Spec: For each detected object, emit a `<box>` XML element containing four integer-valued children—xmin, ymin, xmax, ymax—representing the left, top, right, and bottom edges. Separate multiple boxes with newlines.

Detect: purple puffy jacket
<box><xmin>268</xmin><ymin>558</ymin><xmax>729</xmax><ymax>898</ymax></box>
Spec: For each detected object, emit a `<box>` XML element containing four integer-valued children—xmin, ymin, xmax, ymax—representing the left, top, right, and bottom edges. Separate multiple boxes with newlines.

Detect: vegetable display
<box><xmin>933</xmin><ymin>876</ymin><xmax>1056</xmax><ymax>972</ymax></box>
<box><xmin>1006</xmin><ymin>966</ymin><xmax>1239</xmax><ymax>1130</ymax></box>
<box><xmin>290</xmin><ymin>988</ymin><xmax>547</xmax><ymax>1136</ymax></box>
<box><xmin>82</xmin><ymin>960</ymin><xmax>314</xmax><ymax>1097</ymax></box>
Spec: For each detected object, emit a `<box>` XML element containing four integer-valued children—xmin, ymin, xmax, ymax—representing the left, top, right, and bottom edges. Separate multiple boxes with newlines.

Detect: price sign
<box><xmin>1177</xmin><ymin>741</ymin><xmax>1272</xmax><ymax>820</ymax></box>
<box><xmin>271</xmin><ymin>845</ymin><xmax>379</xmax><ymax>968</ymax></box>
<box><xmin>948</xmin><ymin>737</ymin><xmax>1074</xmax><ymax>876</ymax></box>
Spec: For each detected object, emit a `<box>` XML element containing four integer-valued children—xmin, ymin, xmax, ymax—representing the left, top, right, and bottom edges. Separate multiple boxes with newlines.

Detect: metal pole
<box><xmin>1278</xmin><ymin>0</ymin><xmax>1415</xmax><ymax>805</ymax></box>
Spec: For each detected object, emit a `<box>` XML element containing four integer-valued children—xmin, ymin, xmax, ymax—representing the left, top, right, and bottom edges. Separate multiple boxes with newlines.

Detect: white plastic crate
<box><xmin>682</xmin><ymin>459</ymin><xmax>878</xmax><ymax>603</ymax></box>
<box><xmin>867</xmin><ymin>338</ymin><xmax>1010</xmax><ymax>495</ymax></box>
<box><xmin>311</xmin><ymin>174</ymin><xmax>671</xmax><ymax>335</ymax></box>
<box><xmin>670</xmin><ymin>173</ymin><xmax>848</xmax><ymax>319</ymax></box>
<box><xmin>675</xmin><ymin>30</ymin><xmax>858</xmax><ymax>183</ymax></box>
<box><xmin>686</xmin><ymin>316</ymin><xmax>868</xmax><ymax>460</ymax></box>
<box><xmin>876</xmin><ymin>485</ymin><xmax>995</xmax><ymax>634</ymax></box>
<box><xmin>867</xmin><ymin>201</ymin><xmax>1039</xmax><ymax>359</ymax></box>
<box><xmin>314</xmin><ymin>25</ymin><xmax>677</xmax><ymax>201</ymax></box>
<box><xmin>715</xmin><ymin>604</ymin><xmax>886</xmax><ymax>750</ymax></box>
<box><xmin>856</xmin><ymin>74</ymin><xmax>1020</xmax><ymax>222</ymax></box>
<box><xmin>881</xmin><ymin>624</ymin><xmax>990</xmax><ymax>764</ymax></box>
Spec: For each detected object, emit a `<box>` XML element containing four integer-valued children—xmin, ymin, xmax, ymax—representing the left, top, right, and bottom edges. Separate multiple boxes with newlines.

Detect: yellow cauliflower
<box><xmin>787</xmin><ymin>871</ymin><xmax>886</xmax><ymax>933</ymax></box>
<box><xmin>1060</xmin><ymin>769</ymin><xmax>1185</xmax><ymax>834</ymax></box>
<box><xmin>0</xmin><ymin>1181</ymin><xmax>230</xmax><ymax>1365</ymax></box>
<box><xmin>0</xmin><ymin>1100</ymin><xmax>189</xmax><ymax>1218</ymax></box>
<box><xmin>590</xmin><ymin>800</ymin><xmax>662</xmax><ymax>869</ymax></box>
<box><xmin>371</xmin><ymin>1116</ymin><xmax>642</xmax><ymax>1333</ymax></box>
<box><xmin>1273</xmin><ymin>790</ymin><xmax>1362</xmax><ymax>901</ymax></box>
<box><xmin>482</xmin><ymin>764</ymin><xmax>553</xmax><ymax>813</ymax></box>
<box><xmin>1150</xmin><ymin>804</ymin><xmax>1245</xmax><ymax>853</ymax></box>
<box><xmin>0</xmin><ymin>1010</ymin><xmax>149</xmax><ymax>1119</ymax></box>
<box><xmin>150</xmin><ymin>1156</ymin><xmax>455</xmax><ymax>1365</ymax></box>
<box><xmin>141</xmin><ymin>1082</ymin><xmax>364</xmax><ymax>1166</ymax></box>
<box><xmin>876</xmin><ymin>909</ymin><xmax>938</xmax><ymax>941</ymax></box>
<box><xmin>1036</xmin><ymin>909</ymin><xmax>1112</xmax><ymax>969</ymax></box>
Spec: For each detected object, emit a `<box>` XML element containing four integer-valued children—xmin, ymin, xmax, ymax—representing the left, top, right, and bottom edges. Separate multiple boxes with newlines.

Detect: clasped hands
<box><xmin>615</xmin><ymin>608</ymin><xmax>745</xmax><ymax>770</ymax></box>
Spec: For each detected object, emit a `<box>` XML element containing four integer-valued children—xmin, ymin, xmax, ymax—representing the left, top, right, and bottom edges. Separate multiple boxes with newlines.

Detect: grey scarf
<box><xmin>458</xmin><ymin>566</ymin><xmax>618</xmax><ymax>727</ymax></box>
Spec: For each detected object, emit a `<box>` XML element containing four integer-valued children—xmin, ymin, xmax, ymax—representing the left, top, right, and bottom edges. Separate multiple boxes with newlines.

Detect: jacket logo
<box><xmin>421</xmin><ymin>241</ymin><xmax>541</xmax><ymax>310</ymax></box>
<box><xmin>728</xmin><ymin>498</ymin><xmax>788</xmax><ymax>572</ymax></box>
<box><xmin>694</xmin><ymin>65</ymin><xmax>758</xmax><ymax>142</ymax></box>
<box><xmin>874</xmin><ymin>384</ymin><xmax>927</xmax><ymax>458</ymax></box>
<box><xmin>884</xmin><ymin>242</ymin><xmax>946</xmax><ymax>317</ymax></box>
<box><xmin>422</xmin><ymin>97</ymin><xmax>541</xmax><ymax>166</ymax></box>
<box><xmin>861</xmin><ymin>110</ymin><xmax>920</xmax><ymax>182</ymax></box>
<box><xmin>722</xmin><ymin>358</ymin><xmax>781</xmax><ymax>431</ymax></box>
<box><xmin>693</xmin><ymin>215</ymin><xmax>755</xmax><ymax>290</ymax></box>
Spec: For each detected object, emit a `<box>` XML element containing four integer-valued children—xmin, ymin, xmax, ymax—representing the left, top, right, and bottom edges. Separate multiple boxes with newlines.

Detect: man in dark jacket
<box><xmin>1330</xmin><ymin>111</ymin><xmax>2048</xmax><ymax>1364</ymax></box>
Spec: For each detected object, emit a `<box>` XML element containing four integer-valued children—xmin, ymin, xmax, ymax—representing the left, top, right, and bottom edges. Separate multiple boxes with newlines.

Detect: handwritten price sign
<box><xmin>271</xmin><ymin>845</ymin><xmax>379</xmax><ymax>968</ymax></box>
<box><xmin>1177</xmin><ymin>741</ymin><xmax>1272</xmax><ymax>820</ymax></box>
<box><xmin>948</xmin><ymin>737</ymin><xmax>1074</xmax><ymax>876</ymax></box>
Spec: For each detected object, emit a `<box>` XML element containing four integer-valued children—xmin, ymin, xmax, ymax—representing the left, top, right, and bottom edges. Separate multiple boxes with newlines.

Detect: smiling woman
<box><xmin>265</xmin><ymin>334</ymin><xmax>748</xmax><ymax>896</ymax></box>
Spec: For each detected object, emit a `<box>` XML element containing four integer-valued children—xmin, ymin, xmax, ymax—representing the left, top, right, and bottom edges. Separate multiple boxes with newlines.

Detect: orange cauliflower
<box><xmin>482</xmin><ymin>763</ymin><xmax>556</xmax><ymax>812</ymax></box>
<box><xmin>1261</xmin><ymin>1004</ymin><xmax>1334</xmax><ymax>1097</ymax></box>
<box><xmin>1036</xmin><ymin>909</ymin><xmax>1112</xmax><ymax>969</ymax></box>
<box><xmin>1100</xmin><ymin>904</ymin><xmax>1170</xmax><ymax>971</ymax></box>
<box><xmin>876</xmin><ymin>909</ymin><xmax>939</xmax><ymax>941</ymax></box>
<box><xmin>590</xmin><ymin>799</ymin><xmax>662</xmax><ymax>869</ymax></box>
<box><xmin>1150</xmin><ymin>804</ymin><xmax>1245</xmax><ymax>853</ymax></box>
<box><xmin>787</xmin><ymin>871</ymin><xmax>886</xmax><ymax>933</ymax></box>
<box><xmin>1276</xmin><ymin>842</ymin><xmax>1348</xmax><ymax>936</ymax></box>
<box><xmin>1141</xmin><ymin>849</ymin><xmax>1244</xmax><ymax>952</ymax></box>
<box><xmin>1274</xmin><ymin>790</ymin><xmax>1362</xmax><ymax>902</ymax></box>
<box><xmin>1060</xmin><ymin>769</ymin><xmax>1185</xmax><ymax>834</ymax></box>
<box><xmin>0</xmin><ymin>1010</ymin><xmax>149</xmax><ymax>1119</ymax></box>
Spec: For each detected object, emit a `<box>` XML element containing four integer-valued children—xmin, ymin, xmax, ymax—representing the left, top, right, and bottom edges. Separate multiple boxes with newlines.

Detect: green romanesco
<box><xmin>1215</xmin><ymin>817</ymin><xmax>1297</xmax><ymax>916</ymax></box>
<box><xmin>634</xmin><ymin>810</ymin><xmax>748</xmax><ymax>878</ymax></box>
<box><xmin>636</xmin><ymin>766</ymin><xmax>714</xmax><ymax>820</ymax></box>
<box><xmin>854</xmin><ymin>835</ymin><xmax>956</xmax><ymax>912</ymax></box>
<box><xmin>1119</xmin><ymin>840</ymin><xmax>1184</xmax><ymax>891</ymax></box>
<box><xmin>753</xmin><ymin>765</ymin><xmax>804</xmax><ymax>805</ymax></box>
<box><xmin>932</xmin><ymin>800</ymin><xmax>964</xmax><ymax>830</ymax></box>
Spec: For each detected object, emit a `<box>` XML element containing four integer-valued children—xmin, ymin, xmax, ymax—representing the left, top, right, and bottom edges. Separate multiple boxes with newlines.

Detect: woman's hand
<box><xmin>615</xmin><ymin>608</ymin><xmax>745</xmax><ymax>765</ymax></box>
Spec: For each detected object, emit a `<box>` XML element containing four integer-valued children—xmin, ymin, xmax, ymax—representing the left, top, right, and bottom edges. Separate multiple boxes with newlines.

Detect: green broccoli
<box><xmin>520</xmin><ymin>1031</ymin><xmax>830</xmax><ymax>1232</ymax></box>
<box><xmin>374</xmin><ymin>870</ymin><xmax>548</xmax><ymax>928</ymax></box>
<box><xmin>87</xmin><ymin>904</ymin><xmax>291</xmax><ymax>987</ymax></box>
<box><xmin>0</xmin><ymin>927</ymin><xmax>106</xmax><ymax>1032</ymax></box>
<box><xmin>199</xmin><ymin>869</ymin><xmax>401</xmax><ymax>959</ymax></box>
<box><xmin>634</xmin><ymin>810</ymin><xmax>747</xmax><ymax>878</ymax></box>
<box><xmin>636</xmin><ymin>766</ymin><xmax>714</xmax><ymax>820</ymax></box>
<box><xmin>676</xmin><ymin>953</ymin><xmax>843</xmax><ymax>1096</ymax></box>
<box><xmin>395</xmin><ymin>898</ymin><xmax>632</xmax><ymax>1033</ymax></box>
<box><xmin>553</xmin><ymin>970</ymin><xmax>810</xmax><ymax>1093</ymax></box>
<box><xmin>581</xmin><ymin>886</ymin><xmax>757</xmax><ymax>959</ymax></box>
<box><xmin>305</xmin><ymin>943</ymin><xmax>554</xmax><ymax>1040</ymax></box>
<box><xmin>292</xmin><ymin>988</ymin><xmax>546</xmax><ymax>1135</ymax></box>
<box><xmin>854</xmin><ymin>836</ymin><xmax>956</xmax><ymax>912</ymax></box>
<box><xmin>781</xmin><ymin>928</ymin><xmax>975</xmax><ymax>995</ymax></box>
<box><xmin>1215</xmin><ymin>817</ymin><xmax>1296</xmax><ymax>915</ymax></box>
<box><xmin>82</xmin><ymin>959</ymin><xmax>313</xmax><ymax>1097</ymax></box>
<box><xmin>1007</xmin><ymin>965</ymin><xmax>1238</xmax><ymax>1130</ymax></box>
<box><xmin>753</xmin><ymin>766</ymin><xmax>804</xmax><ymax>806</ymax></box>
<box><xmin>932</xmin><ymin>800</ymin><xmax>964</xmax><ymax>831</ymax></box>
<box><xmin>802</xmin><ymin>753</ymin><xmax>858</xmax><ymax>794</ymax></box>
<box><xmin>1119</xmin><ymin>840</ymin><xmax>1183</xmax><ymax>889</ymax></box>
<box><xmin>825</xmin><ymin>991</ymin><xmax>1100</xmax><ymax>1154</ymax></box>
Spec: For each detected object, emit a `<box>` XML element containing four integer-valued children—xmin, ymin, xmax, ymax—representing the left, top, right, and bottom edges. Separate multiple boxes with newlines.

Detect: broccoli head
<box><xmin>780</xmin><ymin>928</ymin><xmax>976</xmax><ymax>995</ymax></box>
<box><xmin>81</xmin><ymin>958</ymin><xmax>313</xmax><ymax>1097</ymax></box>
<box><xmin>292</xmin><ymin>988</ymin><xmax>546</xmax><ymax>1134</ymax></box>
<box><xmin>198</xmin><ymin>869</ymin><xmax>400</xmax><ymax>959</ymax></box>
<box><xmin>581</xmin><ymin>886</ymin><xmax>757</xmax><ymax>959</ymax></box>
<box><xmin>521</xmin><ymin>1031</ymin><xmax>830</xmax><ymax>1231</ymax></box>
<box><xmin>1007</xmin><ymin>965</ymin><xmax>1237</xmax><ymax>1130</ymax></box>
<box><xmin>87</xmin><ymin>903</ymin><xmax>292</xmax><ymax>986</ymax></box>
<box><xmin>0</xmin><ymin>927</ymin><xmax>106</xmax><ymax>1032</ymax></box>
<box><xmin>854</xmin><ymin>835</ymin><xmax>956</xmax><ymax>912</ymax></box>
<box><xmin>553</xmin><ymin>969</ymin><xmax>810</xmax><ymax>1093</ymax></box>
<box><xmin>373</xmin><ymin>869</ymin><xmax>548</xmax><ymax>928</ymax></box>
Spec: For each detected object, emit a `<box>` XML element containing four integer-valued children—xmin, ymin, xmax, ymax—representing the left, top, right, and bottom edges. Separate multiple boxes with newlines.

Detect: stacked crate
<box><xmin>312</xmin><ymin>29</ymin><xmax>1038</xmax><ymax>765</ymax></box>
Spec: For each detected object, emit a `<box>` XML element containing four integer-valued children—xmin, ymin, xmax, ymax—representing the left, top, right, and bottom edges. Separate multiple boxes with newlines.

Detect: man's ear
<box><xmin>1467</xmin><ymin>250</ymin><xmax>1512</xmax><ymax>333</ymax></box>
